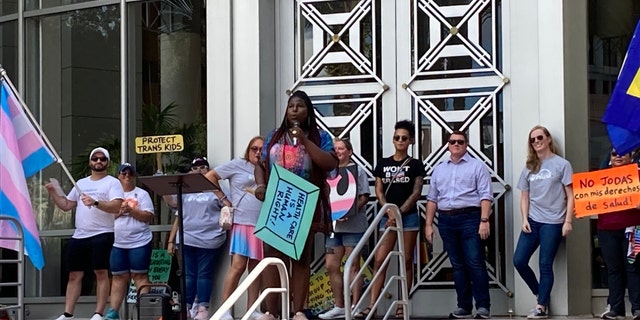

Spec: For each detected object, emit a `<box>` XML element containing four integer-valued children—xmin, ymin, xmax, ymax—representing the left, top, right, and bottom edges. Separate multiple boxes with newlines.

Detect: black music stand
<box><xmin>139</xmin><ymin>173</ymin><xmax>218</xmax><ymax>320</ymax></box>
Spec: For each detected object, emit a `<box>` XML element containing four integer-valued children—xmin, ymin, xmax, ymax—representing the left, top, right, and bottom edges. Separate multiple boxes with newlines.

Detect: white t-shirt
<box><xmin>175</xmin><ymin>192</ymin><xmax>226</xmax><ymax>249</ymax></box>
<box><xmin>214</xmin><ymin>158</ymin><xmax>263</xmax><ymax>226</ymax></box>
<box><xmin>67</xmin><ymin>175</ymin><xmax>124</xmax><ymax>239</ymax></box>
<box><xmin>114</xmin><ymin>187</ymin><xmax>155</xmax><ymax>249</ymax></box>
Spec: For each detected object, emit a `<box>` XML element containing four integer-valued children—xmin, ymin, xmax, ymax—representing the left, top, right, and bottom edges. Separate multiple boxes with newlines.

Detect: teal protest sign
<box><xmin>255</xmin><ymin>164</ymin><xmax>319</xmax><ymax>260</ymax></box>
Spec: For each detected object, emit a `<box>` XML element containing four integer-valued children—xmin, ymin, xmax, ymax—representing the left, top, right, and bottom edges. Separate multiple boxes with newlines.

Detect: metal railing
<box><xmin>344</xmin><ymin>203</ymin><xmax>409</xmax><ymax>320</ymax></box>
<box><xmin>210</xmin><ymin>257</ymin><xmax>289</xmax><ymax>320</ymax></box>
<box><xmin>0</xmin><ymin>216</ymin><xmax>24</xmax><ymax>320</ymax></box>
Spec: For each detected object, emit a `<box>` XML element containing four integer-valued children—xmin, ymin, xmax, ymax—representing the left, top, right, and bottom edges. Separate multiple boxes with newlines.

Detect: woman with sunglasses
<box><xmin>165</xmin><ymin>157</ymin><xmax>226</xmax><ymax>320</ymax></box>
<box><xmin>597</xmin><ymin>149</ymin><xmax>640</xmax><ymax>320</ymax></box>
<box><xmin>514</xmin><ymin>125</ymin><xmax>574</xmax><ymax>319</ymax></box>
<box><xmin>204</xmin><ymin>137</ymin><xmax>266</xmax><ymax>320</ymax></box>
<box><xmin>365</xmin><ymin>120</ymin><xmax>425</xmax><ymax>318</ymax></box>
<box><xmin>254</xmin><ymin>90</ymin><xmax>338</xmax><ymax>320</ymax></box>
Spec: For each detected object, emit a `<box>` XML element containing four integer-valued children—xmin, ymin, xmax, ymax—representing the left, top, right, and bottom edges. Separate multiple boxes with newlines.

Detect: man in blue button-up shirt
<box><xmin>425</xmin><ymin>130</ymin><xmax>493</xmax><ymax>319</ymax></box>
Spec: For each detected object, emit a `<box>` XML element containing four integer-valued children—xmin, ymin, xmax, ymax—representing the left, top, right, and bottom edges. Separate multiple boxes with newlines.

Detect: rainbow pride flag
<box><xmin>0</xmin><ymin>79</ymin><xmax>55</xmax><ymax>270</ymax></box>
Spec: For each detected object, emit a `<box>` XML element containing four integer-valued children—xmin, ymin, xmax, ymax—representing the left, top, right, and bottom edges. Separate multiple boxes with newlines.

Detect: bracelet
<box><xmin>256</xmin><ymin>184</ymin><xmax>266</xmax><ymax>189</ymax></box>
<box><xmin>564</xmin><ymin>221</ymin><xmax>572</xmax><ymax>224</ymax></box>
<box><xmin>220</xmin><ymin>195</ymin><xmax>228</xmax><ymax>201</ymax></box>
<box><xmin>168</xmin><ymin>241</ymin><xmax>174</xmax><ymax>244</ymax></box>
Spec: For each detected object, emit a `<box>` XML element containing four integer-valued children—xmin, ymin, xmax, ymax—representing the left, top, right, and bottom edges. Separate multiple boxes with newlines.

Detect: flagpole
<box><xmin>0</xmin><ymin>67</ymin><xmax>82</xmax><ymax>194</ymax></box>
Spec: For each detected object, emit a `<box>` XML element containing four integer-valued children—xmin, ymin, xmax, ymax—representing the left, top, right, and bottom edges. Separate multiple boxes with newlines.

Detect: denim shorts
<box><xmin>325</xmin><ymin>232</ymin><xmax>365</xmax><ymax>248</ymax></box>
<box><xmin>379</xmin><ymin>212</ymin><xmax>420</xmax><ymax>231</ymax></box>
<box><xmin>109</xmin><ymin>241</ymin><xmax>153</xmax><ymax>275</ymax></box>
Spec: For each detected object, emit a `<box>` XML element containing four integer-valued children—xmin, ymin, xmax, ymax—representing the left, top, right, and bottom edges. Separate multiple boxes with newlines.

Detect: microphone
<box><xmin>292</xmin><ymin>120</ymin><xmax>300</xmax><ymax>146</ymax></box>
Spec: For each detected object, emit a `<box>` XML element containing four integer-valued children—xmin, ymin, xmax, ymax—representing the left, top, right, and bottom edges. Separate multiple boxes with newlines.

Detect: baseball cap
<box><xmin>119</xmin><ymin>163</ymin><xmax>136</xmax><ymax>174</ymax></box>
<box><xmin>191</xmin><ymin>156</ymin><xmax>209</xmax><ymax>168</ymax></box>
<box><xmin>89</xmin><ymin>147</ymin><xmax>110</xmax><ymax>161</ymax></box>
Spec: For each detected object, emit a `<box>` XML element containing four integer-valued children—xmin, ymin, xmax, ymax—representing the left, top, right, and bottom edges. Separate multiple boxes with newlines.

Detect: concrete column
<box><xmin>507</xmin><ymin>0</ymin><xmax>589</xmax><ymax>316</ymax></box>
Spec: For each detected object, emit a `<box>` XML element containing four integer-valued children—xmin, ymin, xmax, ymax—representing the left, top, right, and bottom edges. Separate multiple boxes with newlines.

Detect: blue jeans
<box><xmin>438</xmin><ymin>211</ymin><xmax>490</xmax><ymax>311</ymax></box>
<box><xmin>513</xmin><ymin>219</ymin><xmax>562</xmax><ymax>307</ymax></box>
<box><xmin>182</xmin><ymin>244</ymin><xmax>221</xmax><ymax>307</ymax></box>
<box><xmin>599</xmin><ymin>229</ymin><xmax>640</xmax><ymax>315</ymax></box>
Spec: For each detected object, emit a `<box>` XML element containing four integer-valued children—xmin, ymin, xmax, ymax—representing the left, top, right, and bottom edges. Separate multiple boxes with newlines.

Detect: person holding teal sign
<box><xmin>254</xmin><ymin>90</ymin><xmax>338</xmax><ymax>320</ymax></box>
<box><xmin>318</xmin><ymin>138</ymin><xmax>369</xmax><ymax>319</ymax></box>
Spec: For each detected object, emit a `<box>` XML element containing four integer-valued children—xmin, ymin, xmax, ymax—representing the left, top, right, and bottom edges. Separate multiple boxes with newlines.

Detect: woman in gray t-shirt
<box><xmin>514</xmin><ymin>125</ymin><xmax>574</xmax><ymax>319</ymax></box>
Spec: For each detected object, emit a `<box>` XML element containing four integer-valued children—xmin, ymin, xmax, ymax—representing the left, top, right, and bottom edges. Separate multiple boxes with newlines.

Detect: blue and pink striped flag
<box><xmin>0</xmin><ymin>79</ymin><xmax>55</xmax><ymax>270</ymax></box>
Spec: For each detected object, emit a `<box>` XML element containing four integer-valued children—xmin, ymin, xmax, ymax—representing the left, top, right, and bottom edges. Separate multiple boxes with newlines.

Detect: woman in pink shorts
<box><xmin>205</xmin><ymin>136</ymin><xmax>265</xmax><ymax>320</ymax></box>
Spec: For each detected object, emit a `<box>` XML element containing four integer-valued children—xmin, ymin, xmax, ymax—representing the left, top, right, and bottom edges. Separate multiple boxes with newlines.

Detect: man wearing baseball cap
<box><xmin>104</xmin><ymin>163</ymin><xmax>155</xmax><ymax>320</ymax></box>
<box><xmin>45</xmin><ymin>147</ymin><xmax>124</xmax><ymax>320</ymax></box>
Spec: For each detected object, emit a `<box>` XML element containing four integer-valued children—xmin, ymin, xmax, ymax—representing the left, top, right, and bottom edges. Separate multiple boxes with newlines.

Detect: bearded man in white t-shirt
<box><xmin>45</xmin><ymin>147</ymin><xmax>124</xmax><ymax>320</ymax></box>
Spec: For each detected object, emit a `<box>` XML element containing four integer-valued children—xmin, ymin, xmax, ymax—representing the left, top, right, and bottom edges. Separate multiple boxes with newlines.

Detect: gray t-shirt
<box><xmin>517</xmin><ymin>154</ymin><xmax>573</xmax><ymax>224</ymax></box>
<box><xmin>214</xmin><ymin>158</ymin><xmax>263</xmax><ymax>226</ymax></box>
<box><xmin>176</xmin><ymin>192</ymin><xmax>226</xmax><ymax>249</ymax></box>
<box><xmin>333</xmin><ymin>163</ymin><xmax>370</xmax><ymax>233</ymax></box>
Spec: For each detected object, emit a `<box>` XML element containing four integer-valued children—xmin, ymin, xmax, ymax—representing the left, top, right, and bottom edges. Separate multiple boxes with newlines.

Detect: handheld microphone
<box><xmin>292</xmin><ymin>120</ymin><xmax>300</xmax><ymax>146</ymax></box>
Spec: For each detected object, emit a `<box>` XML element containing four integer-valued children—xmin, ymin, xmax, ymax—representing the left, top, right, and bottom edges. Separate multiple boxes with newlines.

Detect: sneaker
<box><xmin>89</xmin><ymin>313</ymin><xmax>103</xmax><ymax>320</ymax></box>
<box><xmin>104</xmin><ymin>308</ymin><xmax>120</xmax><ymax>320</ymax></box>
<box><xmin>54</xmin><ymin>314</ymin><xmax>74</xmax><ymax>320</ymax></box>
<box><xmin>474</xmin><ymin>307</ymin><xmax>490</xmax><ymax>319</ymax></box>
<box><xmin>601</xmin><ymin>305</ymin><xmax>622</xmax><ymax>320</ymax></box>
<box><xmin>193</xmin><ymin>306</ymin><xmax>209</xmax><ymax>320</ymax></box>
<box><xmin>292</xmin><ymin>312</ymin><xmax>309</xmax><ymax>320</ymax></box>
<box><xmin>450</xmin><ymin>308</ymin><xmax>472</xmax><ymax>319</ymax></box>
<box><xmin>633</xmin><ymin>310</ymin><xmax>640</xmax><ymax>320</ymax></box>
<box><xmin>257</xmin><ymin>312</ymin><xmax>277</xmax><ymax>320</ymax></box>
<box><xmin>319</xmin><ymin>307</ymin><xmax>345</xmax><ymax>319</ymax></box>
<box><xmin>248</xmin><ymin>310</ymin><xmax>265</xmax><ymax>320</ymax></box>
<box><xmin>527</xmin><ymin>307</ymin><xmax>548</xmax><ymax>319</ymax></box>
<box><xmin>221</xmin><ymin>310</ymin><xmax>234</xmax><ymax>320</ymax></box>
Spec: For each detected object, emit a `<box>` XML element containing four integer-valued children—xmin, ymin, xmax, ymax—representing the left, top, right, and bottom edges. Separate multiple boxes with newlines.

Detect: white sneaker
<box><xmin>55</xmin><ymin>314</ymin><xmax>74</xmax><ymax>320</ymax></box>
<box><xmin>89</xmin><ymin>313</ymin><xmax>103</xmax><ymax>320</ymax></box>
<box><xmin>248</xmin><ymin>310</ymin><xmax>265</xmax><ymax>320</ymax></box>
<box><xmin>193</xmin><ymin>306</ymin><xmax>209</xmax><ymax>320</ymax></box>
<box><xmin>221</xmin><ymin>310</ymin><xmax>234</xmax><ymax>320</ymax></box>
<box><xmin>319</xmin><ymin>307</ymin><xmax>345</xmax><ymax>320</ymax></box>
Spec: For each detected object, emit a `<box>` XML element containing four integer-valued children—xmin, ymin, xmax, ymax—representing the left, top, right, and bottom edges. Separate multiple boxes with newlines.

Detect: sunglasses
<box><xmin>250</xmin><ymin>146</ymin><xmax>263</xmax><ymax>152</ymax></box>
<box><xmin>393</xmin><ymin>135</ymin><xmax>410</xmax><ymax>142</ymax></box>
<box><xmin>119</xmin><ymin>171</ymin><xmax>134</xmax><ymax>176</ymax></box>
<box><xmin>91</xmin><ymin>156</ymin><xmax>108</xmax><ymax>162</ymax></box>
<box><xmin>529</xmin><ymin>135</ymin><xmax>545</xmax><ymax>144</ymax></box>
<box><xmin>448</xmin><ymin>139</ymin><xmax>466</xmax><ymax>145</ymax></box>
<box><xmin>191</xmin><ymin>165</ymin><xmax>208</xmax><ymax>171</ymax></box>
<box><xmin>611</xmin><ymin>151</ymin><xmax>625</xmax><ymax>157</ymax></box>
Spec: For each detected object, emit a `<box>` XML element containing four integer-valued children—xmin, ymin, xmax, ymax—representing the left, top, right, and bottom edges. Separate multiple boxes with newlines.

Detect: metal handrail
<box><xmin>0</xmin><ymin>216</ymin><xmax>24</xmax><ymax>320</ymax></box>
<box><xmin>210</xmin><ymin>257</ymin><xmax>289</xmax><ymax>320</ymax></box>
<box><xmin>343</xmin><ymin>203</ymin><xmax>409</xmax><ymax>320</ymax></box>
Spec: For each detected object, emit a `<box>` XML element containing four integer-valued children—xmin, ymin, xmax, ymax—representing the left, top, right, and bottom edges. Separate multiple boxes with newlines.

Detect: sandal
<box><xmin>356</xmin><ymin>307</ymin><xmax>372</xmax><ymax>319</ymax></box>
<box><xmin>393</xmin><ymin>306</ymin><xmax>404</xmax><ymax>319</ymax></box>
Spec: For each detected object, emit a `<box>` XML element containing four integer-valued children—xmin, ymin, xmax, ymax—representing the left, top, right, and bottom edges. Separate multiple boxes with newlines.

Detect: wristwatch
<box><xmin>481</xmin><ymin>217</ymin><xmax>489</xmax><ymax>223</ymax></box>
<box><xmin>94</xmin><ymin>201</ymin><xmax>99</xmax><ymax>207</ymax></box>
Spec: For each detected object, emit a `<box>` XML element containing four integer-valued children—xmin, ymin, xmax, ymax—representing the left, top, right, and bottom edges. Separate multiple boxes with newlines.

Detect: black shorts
<box><xmin>65</xmin><ymin>232</ymin><xmax>114</xmax><ymax>272</ymax></box>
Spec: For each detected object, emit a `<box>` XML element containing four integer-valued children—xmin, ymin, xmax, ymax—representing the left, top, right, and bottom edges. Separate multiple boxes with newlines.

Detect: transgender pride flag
<box><xmin>0</xmin><ymin>78</ymin><xmax>55</xmax><ymax>270</ymax></box>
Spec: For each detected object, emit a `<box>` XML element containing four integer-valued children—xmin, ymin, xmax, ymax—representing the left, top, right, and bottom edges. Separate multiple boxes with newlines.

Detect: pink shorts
<box><xmin>230</xmin><ymin>224</ymin><xmax>264</xmax><ymax>260</ymax></box>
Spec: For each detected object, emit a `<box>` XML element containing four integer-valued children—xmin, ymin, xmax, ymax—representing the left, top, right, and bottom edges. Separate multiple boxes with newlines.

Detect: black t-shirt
<box><xmin>373</xmin><ymin>156</ymin><xmax>426</xmax><ymax>214</ymax></box>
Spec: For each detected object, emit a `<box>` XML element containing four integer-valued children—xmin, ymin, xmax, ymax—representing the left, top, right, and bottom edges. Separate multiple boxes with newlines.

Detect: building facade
<box><xmin>0</xmin><ymin>0</ymin><xmax>634</xmax><ymax>317</ymax></box>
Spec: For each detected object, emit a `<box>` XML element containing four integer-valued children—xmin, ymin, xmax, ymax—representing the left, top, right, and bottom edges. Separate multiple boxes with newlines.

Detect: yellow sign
<box><xmin>307</xmin><ymin>257</ymin><xmax>372</xmax><ymax>316</ymax></box>
<box><xmin>135</xmin><ymin>134</ymin><xmax>184</xmax><ymax>154</ymax></box>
